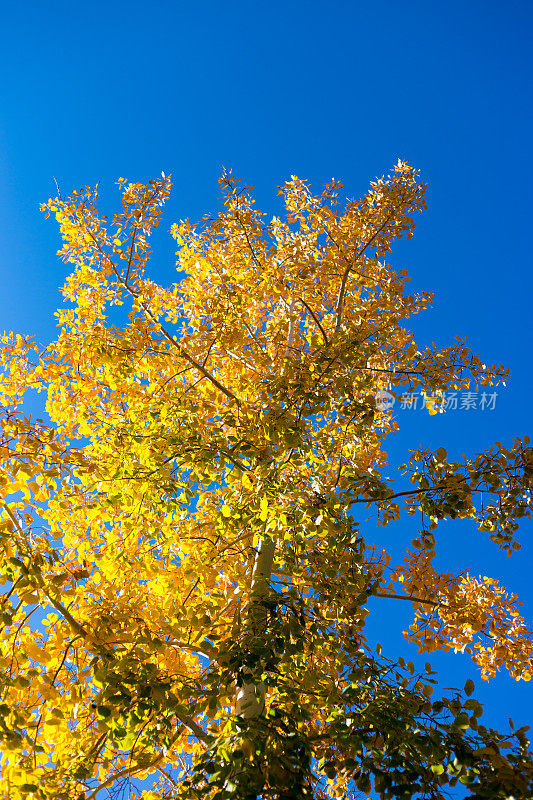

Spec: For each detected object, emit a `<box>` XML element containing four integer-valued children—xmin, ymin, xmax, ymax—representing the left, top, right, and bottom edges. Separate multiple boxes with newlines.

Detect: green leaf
<box><xmin>356</xmin><ymin>773</ymin><xmax>371</xmax><ymax>793</ymax></box>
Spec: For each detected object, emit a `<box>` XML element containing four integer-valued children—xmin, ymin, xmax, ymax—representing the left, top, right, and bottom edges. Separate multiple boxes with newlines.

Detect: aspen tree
<box><xmin>0</xmin><ymin>164</ymin><xmax>532</xmax><ymax>799</ymax></box>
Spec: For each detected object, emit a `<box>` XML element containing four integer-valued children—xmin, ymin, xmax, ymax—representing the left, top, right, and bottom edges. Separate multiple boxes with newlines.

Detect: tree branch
<box><xmin>86</xmin><ymin>722</ymin><xmax>211</xmax><ymax>799</ymax></box>
<box><xmin>66</xmin><ymin>198</ymin><xmax>241</xmax><ymax>405</ymax></box>
<box><xmin>298</xmin><ymin>297</ymin><xmax>329</xmax><ymax>346</ymax></box>
<box><xmin>43</xmin><ymin>592</ymin><xmax>90</xmax><ymax>637</ymax></box>
<box><xmin>371</xmin><ymin>591</ymin><xmax>442</xmax><ymax>608</ymax></box>
<box><xmin>333</xmin><ymin>205</ymin><xmax>400</xmax><ymax>336</ymax></box>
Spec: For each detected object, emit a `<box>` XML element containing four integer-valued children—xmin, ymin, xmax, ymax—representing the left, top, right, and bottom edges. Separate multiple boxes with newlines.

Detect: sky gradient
<box><xmin>1</xmin><ymin>0</ymin><xmax>532</xmax><ymax>775</ymax></box>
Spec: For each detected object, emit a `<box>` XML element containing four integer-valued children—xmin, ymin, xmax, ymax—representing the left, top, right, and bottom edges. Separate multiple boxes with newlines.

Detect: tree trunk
<box><xmin>235</xmin><ymin>537</ymin><xmax>276</xmax><ymax>718</ymax></box>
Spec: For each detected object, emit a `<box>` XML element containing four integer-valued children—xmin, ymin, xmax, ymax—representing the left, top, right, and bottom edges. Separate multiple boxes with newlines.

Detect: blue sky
<box><xmin>1</xmin><ymin>0</ymin><xmax>532</xmax><ymax>774</ymax></box>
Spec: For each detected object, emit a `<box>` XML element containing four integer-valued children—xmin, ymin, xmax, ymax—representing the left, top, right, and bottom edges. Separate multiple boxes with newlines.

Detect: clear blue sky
<box><xmin>1</xmin><ymin>0</ymin><xmax>532</xmax><ymax>763</ymax></box>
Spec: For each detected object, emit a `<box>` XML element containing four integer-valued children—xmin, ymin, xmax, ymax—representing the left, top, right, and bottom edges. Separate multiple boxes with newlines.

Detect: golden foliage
<box><xmin>0</xmin><ymin>163</ymin><xmax>531</xmax><ymax>799</ymax></box>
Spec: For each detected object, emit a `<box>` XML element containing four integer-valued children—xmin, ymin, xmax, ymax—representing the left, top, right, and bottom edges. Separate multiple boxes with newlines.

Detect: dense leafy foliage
<box><xmin>0</xmin><ymin>163</ymin><xmax>532</xmax><ymax>798</ymax></box>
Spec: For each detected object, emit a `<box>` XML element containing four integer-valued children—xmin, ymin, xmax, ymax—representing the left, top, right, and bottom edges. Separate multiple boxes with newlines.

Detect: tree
<box><xmin>0</xmin><ymin>162</ymin><xmax>532</xmax><ymax>800</ymax></box>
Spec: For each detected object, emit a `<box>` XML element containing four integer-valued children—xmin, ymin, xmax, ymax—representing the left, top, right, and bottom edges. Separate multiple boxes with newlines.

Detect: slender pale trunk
<box><xmin>235</xmin><ymin>537</ymin><xmax>276</xmax><ymax>718</ymax></box>
<box><xmin>235</xmin><ymin>294</ymin><xmax>291</xmax><ymax>718</ymax></box>
<box><xmin>281</xmin><ymin>293</ymin><xmax>297</xmax><ymax>375</ymax></box>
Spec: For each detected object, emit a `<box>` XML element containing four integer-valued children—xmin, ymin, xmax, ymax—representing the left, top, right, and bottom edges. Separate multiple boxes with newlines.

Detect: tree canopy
<box><xmin>0</xmin><ymin>162</ymin><xmax>532</xmax><ymax>799</ymax></box>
